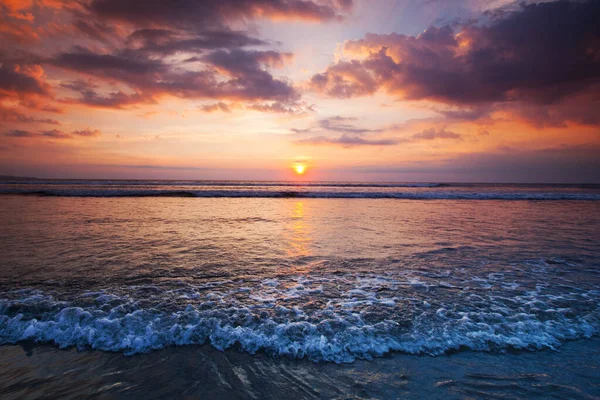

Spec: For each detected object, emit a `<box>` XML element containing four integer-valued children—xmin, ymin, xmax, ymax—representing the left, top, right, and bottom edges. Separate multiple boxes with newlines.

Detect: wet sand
<box><xmin>1</xmin><ymin>339</ymin><xmax>599</xmax><ymax>399</ymax></box>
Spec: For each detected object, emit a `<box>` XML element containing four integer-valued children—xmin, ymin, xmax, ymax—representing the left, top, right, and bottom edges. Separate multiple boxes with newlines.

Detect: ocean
<box><xmin>1</xmin><ymin>180</ymin><xmax>599</xmax><ymax>398</ymax></box>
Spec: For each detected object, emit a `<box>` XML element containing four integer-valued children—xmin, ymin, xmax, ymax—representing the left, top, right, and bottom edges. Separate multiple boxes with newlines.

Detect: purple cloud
<box><xmin>411</xmin><ymin>127</ymin><xmax>462</xmax><ymax>141</ymax></box>
<box><xmin>73</xmin><ymin>129</ymin><xmax>102</xmax><ymax>137</ymax></box>
<box><xmin>42</xmin><ymin>129</ymin><xmax>71</xmax><ymax>139</ymax></box>
<box><xmin>296</xmin><ymin>134</ymin><xmax>397</xmax><ymax>147</ymax></box>
<box><xmin>311</xmin><ymin>0</ymin><xmax>600</xmax><ymax>126</ymax></box>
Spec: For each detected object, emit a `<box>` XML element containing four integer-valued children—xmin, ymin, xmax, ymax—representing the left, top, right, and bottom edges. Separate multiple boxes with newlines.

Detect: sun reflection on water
<box><xmin>286</xmin><ymin>201</ymin><xmax>312</xmax><ymax>258</ymax></box>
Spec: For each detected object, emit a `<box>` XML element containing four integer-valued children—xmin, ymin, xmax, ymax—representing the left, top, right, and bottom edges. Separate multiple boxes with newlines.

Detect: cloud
<box><xmin>0</xmin><ymin>63</ymin><xmax>51</xmax><ymax>98</ymax></box>
<box><xmin>295</xmin><ymin>133</ymin><xmax>397</xmax><ymax>147</ymax></box>
<box><xmin>292</xmin><ymin>115</ymin><xmax>381</xmax><ymax>135</ymax></box>
<box><xmin>0</xmin><ymin>18</ymin><xmax>39</xmax><ymax>44</ymax></box>
<box><xmin>310</xmin><ymin>60</ymin><xmax>378</xmax><ymax>98</ymax></box>
<box><xmin>4</xmin><ymin>129</ymin><xmax>36</xmax><ymax>137</ymax></box>
<box><xmin>42</xmin><ymin>129</ymin><xmax>71</xmax><ymax>139</ymax></box>
<box><xmin>59</xmin><ymin>79</ymin><xmax>99</xmax><ymax>93</ymax></box>
<box><xmin>0</xmin><ymin>106</ymin><xmax>60</xmax><ymax>124</ymax></box>
<box><xmin>52</xmin><ymin>49</ymin><xmax>167</xmax><ymax>83</ymax></box>
<box><xmin>88</xmin><ymin>0</ymin><xmax>353</xmax><ymax>26</ymax></box>
<box><xmin>199</xmin><ymin>100</ymin><xmax>309</xmax><ymax>115</ymax></box>
<box><xmin>1</xmin><ymin>0</ymin><xmax>350</xmax><ymax>116</ymax></box>
<box><xmin>197</xmin><ymin>49</ymin><xmax>298</xmax><ymax>101</ymax></box>
<box><xmin>60</xmin><ymin>78</ymin><xmax>153</xmax><ymax>108</ymax></box>
<box><xmin>3</xmin><ymin>127</ymin><xmax>101</xmax><ymax>139</ymax></box>
<box><xmin>411</xmin><ymin>127</ymin><xmax>462</xmax><ymax>141</ymax></box>
<box><xmin>204</xmin><ymin>50</ymin><xmax>293</xmax><ymax>74</ymax></box>
<box><xmin>352</xmin><ymin>144</ymin><xmax>600</xmax><ymax>183</ymax></box>
<box><xmin>72</xmin><ymin>129</ymin><xmax>102</xmax><ymax>137</ymax></box>
<box><xmin>0</xmin><ymin>56</ymin><xmax>93</xmax><ymax>114</ymax></box>
<box><xmin>311</xmin><ymin>0</ymin><xmax>600</xmax><ymax>126</ymax></box>
<box><xmin>293</xmin><ymin>118</ymin><xmax>465</xmax><ymax>145</ymax></box>
<box><xmin>433</xmin><ymin>105</ymin><xmax>493</xmax><ymax>122</ymax></box>
<box><xmin>292</xmin><ymin>118</ymin><xmax>465</xmax><ymax>147</ymax></box>
<box><xmin>200</xmin><ymin>102</ymin><xmax>232</xmax><ymax>113</ymax></box>
<box><xmin>67</xmin><ymin>90</ymin><xmax>153</xmax><ymax>109</ymax></box>
<box><xmin>0</xmin><ymin>2</ymin><xmax>40</xmax><ymax>43</ymax></box>
<box><xmin>247</xmin><ymin>101</ymin><xmax>312</xmax><ymax>114</ymax></box>
<box><xmin>130</xmin><ymin>29</ymin><xmax>268</xmax><ymax>56</ymax></box>
<box><xmin>51</xmin><ymin>48</ymin><xmax>299</xmax><ymax>105</ymax></box>
<box><xmin>318</xmin><ymin>116</ymin><xmax>381</xmax><ymax>134</ymax></box>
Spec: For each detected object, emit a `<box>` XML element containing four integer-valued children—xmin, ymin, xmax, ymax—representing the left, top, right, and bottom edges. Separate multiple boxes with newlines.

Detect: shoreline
<box><xmin>1</xmin><ymin>338</ymin><xmax>599</xmax><ymax>399</ymax></box>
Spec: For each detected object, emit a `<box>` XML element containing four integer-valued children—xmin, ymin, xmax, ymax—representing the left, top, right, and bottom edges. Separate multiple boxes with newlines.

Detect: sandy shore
<box><xmin>1</xmin><ymin>338</ymin><xmax>599</xmax><ymax>399</ymax></box>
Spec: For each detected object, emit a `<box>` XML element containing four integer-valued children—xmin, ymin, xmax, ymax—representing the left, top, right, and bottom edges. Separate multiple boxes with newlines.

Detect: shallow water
<box><xmin>1</xmin><ymin>339</ymin><xmax>599</xmax><ymax>399</ymax></box>
<box><xmin>1</xmin><ymin>182</ymin><xmax>599</xmax><ymax>397</ymax></box>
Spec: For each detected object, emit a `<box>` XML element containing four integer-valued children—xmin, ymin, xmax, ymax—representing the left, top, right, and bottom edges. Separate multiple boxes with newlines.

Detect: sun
<box><xmin>294</xmin><ymin>164</ymin><xmax>306</xmax><ymax>175</ymax></box>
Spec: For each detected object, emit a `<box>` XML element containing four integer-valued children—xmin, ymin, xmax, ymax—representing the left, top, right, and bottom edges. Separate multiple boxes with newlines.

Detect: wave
<box><xmin>1</xmin><ymin>272</ymin><xmax>598</xmax><ymax>362</ymax></box>
<box><xmin>1</xmin><ymin>189</ymin><xmax>599</xmax><ymax>200</ymax></box>
<box><xmin>0</xmin><ymin>180</ymin><xmax>444</xmax><ymax>188</ymax></box>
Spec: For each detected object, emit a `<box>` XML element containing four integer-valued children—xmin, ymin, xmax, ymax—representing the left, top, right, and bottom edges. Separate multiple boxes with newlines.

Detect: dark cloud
<box><xmin>4</xmin><ymin>130</ymin><xmax>36</xmax><ymax>137</ymax></box>
<box><xmin>0</xmin><ymin>107</ymin><xmax>60</xmax><ymax>124</ymax></box>
<box><xmin>50</xmin><ymin>48</ymin><xmax>292</xmax><ymax>105</ymax></box>
<box><xmin>60</xmin><ymin>79</ymin><xmax>99</xmax><ymax>92</ymax></box>
<box><xmin>60</xmin><ymin>78</ymin><xmax>153</xmax><ymax>108</ymax></box>
<box><xmin>4</xmin><ymin>128</ymin><xmax>101</xmax><ymax>139</ymax></box>
<box><xmin>88</xmin><ymin>0</ymin><xmax>353</xmax><ymax>27</ymax></box>
<box><xmin>72</xmin><ymin>17</ymin><xmax>123</xmax><ymax>44</ymax></box>
<box><xmin>204</xmin><ymin>50</ymin><xmax>293</xmax><ymax>74</ymax></box>
<box><xmin>129</xmin><ymin>29</ymin><xmax>268</xmax><ymax>56</ymax></box>
<box><xmin>51</xmin><ymin>48</ymin><xmax>298</xmax><ymax>105</ymax></box>
<box><xmin>312</xmin><ymin>0</ymin><xmax>600</xmax><ymax>126</ymax></box>
<box><xmin>2</xmin><ymin>0</ymin><xmax>348</xmax><ymax>114</ymax></box>
<box><xmin>56</xmin><ymin>0</ymin><xmax>350</xmax><ymax>110</ymax></box>
<box><xmin>199</xmin><ymin>49</ymin><xmax>298</xmax><ymax>101</ymax></box>
<box><xmin>501</xmin><ymin>86</ymin><xmax>600</xmax><ymax>128</ymax></box>
<box><xmin>310</xmin><ymin>60</ymin><xmax>377</xmax><ymax>98</ymax></box>
<box><xmin>42</xmin><ymin>129</ymin><xmax>71</xmax><ymax>139</ymax></box>
<box><xmin>73</xmin><ymin>129</ymin><xmax>102</xmax><ymax>137</ymax></box>
<box><xmin>68</xmin><ymin>90</ymin><xmax>153</xmax><ymax>109</ymax></box>
<box><xmin>53</xmin><ymin>48</ymin><xmax>167</xmax><ymax>84</ymax></box>
<box><xmin>0</xmin><ymin>63</ymin><xmax>51</xmax><ymax>97</ymax></box>
<box><xmin>295</xmin><ymin>134</ymin><xmax>397</xmax><ymax>147</ymax></box>
<box><xmin>434</xmin><ymin>105</ymin><xmax>493</xmax><ymax>122</ymax></box>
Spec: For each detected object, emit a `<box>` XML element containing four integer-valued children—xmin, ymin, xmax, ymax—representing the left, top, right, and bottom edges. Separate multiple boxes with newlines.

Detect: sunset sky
<box><xmin>1</xmin><ymin>0</ymin><xmax>599</xmax><ymax>182</ymax></box>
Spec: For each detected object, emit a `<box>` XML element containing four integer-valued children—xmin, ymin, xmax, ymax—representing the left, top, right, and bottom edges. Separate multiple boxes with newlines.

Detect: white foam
<box><xmin>1</xmin><ymin>286</ymin><xmax>598</xmax><ymax>363</ymax></box>
<box><xmin>2</xmin><ymin>268</ymin><xmax>599</xmax><ymax>363</ymax></box>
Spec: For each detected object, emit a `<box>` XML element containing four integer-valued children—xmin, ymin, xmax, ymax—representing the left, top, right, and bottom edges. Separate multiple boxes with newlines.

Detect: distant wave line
<box><xmin>0</xmin><ymin>180</ymin><xmax>444</xmax><ymax>188</ymax></box>
<box><xmin>1</xmin><ymin>189</ymin><xmax>599</xmax><ymax>200</ymax></box>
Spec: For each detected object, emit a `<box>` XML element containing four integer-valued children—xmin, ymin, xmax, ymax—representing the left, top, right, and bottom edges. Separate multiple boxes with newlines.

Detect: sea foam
<box><xmin>1</xmin><ymin>272</ymin><xmax>598</xmax><ymax>363</ymax></box>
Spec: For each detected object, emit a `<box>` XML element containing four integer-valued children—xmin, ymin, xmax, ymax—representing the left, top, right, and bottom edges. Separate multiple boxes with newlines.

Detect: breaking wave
<box><xmin>1</xmin><ymin>270</ymin><xmax>598</xmax><ymax>363</ymax></box>
<box><xmin>1</xmin><ymin>189</ymin><xmax>599</xmax><ymax>200</ymax></box>
<box><xmin>1</xmin><ymin>180</ymin><xmax>598</xmax><ymax>199</ymax></box>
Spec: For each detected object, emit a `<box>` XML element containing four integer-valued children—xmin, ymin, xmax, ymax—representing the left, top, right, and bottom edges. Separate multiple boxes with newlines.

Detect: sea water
<box><xmin>0</xmin><ymin>180</ymin><xmax>599</xmax><ymax>398</ymax></box>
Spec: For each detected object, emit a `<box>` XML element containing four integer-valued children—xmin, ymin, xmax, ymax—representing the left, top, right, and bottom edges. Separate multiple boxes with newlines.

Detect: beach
<box><xmin>1</xmin><ymin>181</ymin><xmax>599</xmax><ymax>398</ymax></box>
<box><xmin>1</xmin><ymin>339</ymin><xmax>599</xmax><ymax>399</ymax></box>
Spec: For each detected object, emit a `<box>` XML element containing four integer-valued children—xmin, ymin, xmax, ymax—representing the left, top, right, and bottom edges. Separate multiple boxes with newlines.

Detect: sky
<box><xmin>0</xmin><ymin>0</ymin><xmax>599</xmax><ymax>182</ymax></box>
